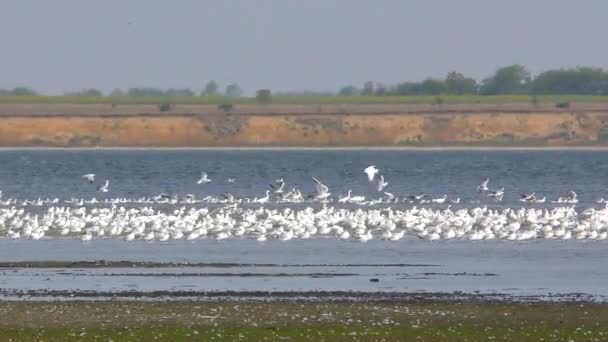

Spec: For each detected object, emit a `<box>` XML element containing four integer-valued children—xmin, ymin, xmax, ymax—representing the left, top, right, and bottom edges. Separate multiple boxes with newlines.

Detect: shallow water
<box><xmin>0</xmin><ymin>238</ymin><xmax>605</xmax><ymax>300</ymax></box>
<box><xmin>0</xmin><ymin>149</ymin><xmax>607</xmax><ymax>300</ymax></box>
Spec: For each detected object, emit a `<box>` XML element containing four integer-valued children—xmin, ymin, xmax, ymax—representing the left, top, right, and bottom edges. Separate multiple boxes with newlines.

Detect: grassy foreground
<box><xmin>0</xmin><ymin>301</ymin><xmax>607</xmax><ymax>341</ymax></box>
<box><xmin>1</xmin><ymin>94</ymin><xmax>608</xmax><ymax>105</ymax></box>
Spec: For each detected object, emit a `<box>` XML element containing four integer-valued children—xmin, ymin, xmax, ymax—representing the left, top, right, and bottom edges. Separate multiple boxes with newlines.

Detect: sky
<box><xmin>1</xmin><ymin>0</ymin><xmax>607</xmax><ymax>95</ymax></box>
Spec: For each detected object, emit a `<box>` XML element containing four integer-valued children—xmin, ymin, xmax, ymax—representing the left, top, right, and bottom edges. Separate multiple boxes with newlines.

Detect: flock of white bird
<box><xmin>1</xmin><ymin>203</ymin><xmax>608</xmax><ymax>242</ymax></box>
<box><xmin>0</xmin><ymin>165</ymin><xmax>606</xmax><ymax>242</ymax></box>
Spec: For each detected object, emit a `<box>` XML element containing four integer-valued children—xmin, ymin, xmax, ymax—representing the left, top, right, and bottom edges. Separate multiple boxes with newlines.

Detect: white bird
<box><xmin>338</xmin><ymin>190</ymin><xmax>351</xmax><ymax>203</ymax></box>
<box><xmin>383</xmin><ymin>192</ymin><xmax>395</xmax><ymax>201</ymax></box>
<box><xmin>520</xmin><ymin>193</ymin><xmax>536</xmax><ymax>203</ymax></box>
<box><xmin>270</xmin><ymin>178</ymin><xmax>285</xmax><ymax>194</ymax></box>
<box><xmin>197</xmin><ymin>172</ymin><xmax>211</xmax><ymax>184</ymax></box>
<box><xmin>349</xmin><ymin>194</ymin><xmax>365</xmax><ymax>203</ymax></box>
<box><xmin>377</xmin><ymin>174</ymin><xmax>388</xmax><ymax>192</ymax></box>
<box><xmin>97</xmin><ymin>180</ymin><xmax>109</xmax><ymax>192</ymax></box>
<box><xmin>255</xmin><ymin>190</ymin><xmax>270</xmax><ymax>204</ymax></box>
<box><xmin>477</xmin><ymin>177</ymin><xmax>490</xmax><ymax>192</ymax></box>
<box><xmin>312</xmin><ymin>177</ymin><xmax>331</xmax><ymax>200</ymax></box>
<box><xmin>487</xmin><ymin>187</ymin><xmax>504</xmax><ymax>201</ymax></box>
<box><xmin>364</xmin><ymin>166</ymin><xmax>379</xmax><ymax>182</ymax></box>
<box><xmin>81</xmin><ymin>174</ymin><xmax>95</xmax><ymax>184</ymax></box>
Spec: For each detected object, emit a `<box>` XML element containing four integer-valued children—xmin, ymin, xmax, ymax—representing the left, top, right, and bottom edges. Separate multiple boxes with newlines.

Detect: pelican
<box><xmin>81</xmin><ymin>174</ymin><xmax>95</xmax><ymax>184</ymax></box>
<box><xmin>97</xmin><ymin>180</ymin><xmax>109</xmax><ymax>192</ymax></box>
<box><xmin>197</xmin><ymin>172</ymin><xmax>211</xmax><ymax>184</ymax></box>
<box><xmin>377</xmin><ymin>174</ymin><xmax>388</xmax><ymax>192</ymax></box>
<box><xmin>364</xmin><ymin>166</ymin><xmax>379</xmax><ymax>182</ymax></box>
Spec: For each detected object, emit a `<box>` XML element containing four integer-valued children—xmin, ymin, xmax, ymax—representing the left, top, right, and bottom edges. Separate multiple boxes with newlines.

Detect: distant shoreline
<box><xmin>2</xmin><ymin>146</ymin><xmax>608</xmax><ymax>151</ymax></box>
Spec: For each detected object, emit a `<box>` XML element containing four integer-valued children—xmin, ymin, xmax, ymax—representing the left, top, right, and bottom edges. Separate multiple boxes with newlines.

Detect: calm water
<box><xmin>0</xmin><ymin>149</ymin><xmax>607</xmax><ymax>300</ymax></box>
<box><xmin>0</xmin><ymin>149</ymin><xmax>607</xmax><ymax>205</ymax></box>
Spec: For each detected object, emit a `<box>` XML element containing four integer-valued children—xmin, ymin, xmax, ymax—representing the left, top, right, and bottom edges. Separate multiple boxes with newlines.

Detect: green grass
<box><xmin>1</xmin><ymin>94</ymin><xmax>608</xmax><ymax>105</ymax></box>
<box><xmin>0</xmin><ymin>301</ymin><xmax>607</xmax><ymax>341</ymax></box>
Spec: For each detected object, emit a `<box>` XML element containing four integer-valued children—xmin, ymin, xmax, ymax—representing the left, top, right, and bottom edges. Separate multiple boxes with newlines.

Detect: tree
<box><xmin>374</xmin><ymin>83</ymin><xmax>390</xmax><ymax>96</ymax></box>
<box><xmin>127</xmin><ymin>88</ymin><xmax>165</xmax><ymax>96</ymax></box>
<box><xmin>362</xmin><ymin>81</ymin><xmax>375</xmax><ymax>95</ymax></box>
<box><xmin>256</xmin><ymin>89</ymin><xmax>272</xmax><ymax>104</ymax></box>
<box><xmin>338</xmin><ymin>86</ymin><xmax>359</xmax><ymax>96</ymax></box>
<box><xmin>530</xmin><ymin>67</ymin><xmax>608</xmax><ymax>95</ymax></box>
<box><xmin>419</xmin><ymin>78</ymin><xmax>445</xmax><ymax>95</ymax></box>
<box><xmin>445</xmin><ymin>72</ymin><xmax>478</xmax><ymax>95</ymax></box>
<box><xmin>395</xmin><ymin>82</ymin><xmax>421</xmax><ymax>95</ymax></box>
<box><xmin>110</xmin><ymin>88</ymin><xmax>125</xmax><ymax>96</ymax></box>
<box><xmin>480</xmin><ymin>64</ymin><xmax>530</xmax><ymax>95</ymax></box>
<box><xmin>203</xmin><ymin>80</ymin><xmax>219</xmax><ymax>95</ymax></box>
<box><xmin>225</xmin><ymin>83</ymin><xmax>242</xmax><ymax>97</ymax></box>
<box><xmin>11</xmin><ymin>87</ymin><xmax>37</xmax><ymax>96</ymax></box>
<box><xmin>165</xmin><ymin>88</ymin><xmax>195</xmax><ymax>97</ymax></box>
<box><xmin>66</xmin><ymin>89</ymin><xmax>103</xmax><ymax>97</ymax></box>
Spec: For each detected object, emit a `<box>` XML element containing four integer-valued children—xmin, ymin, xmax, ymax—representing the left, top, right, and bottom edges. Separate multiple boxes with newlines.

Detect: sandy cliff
<box><xmin>0</xmin><ymin>103</ymin><xmax>607</xmax><ymax>147</ymax></box>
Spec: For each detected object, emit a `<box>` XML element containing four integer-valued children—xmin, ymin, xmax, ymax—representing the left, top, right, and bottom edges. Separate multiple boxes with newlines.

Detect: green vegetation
<box><xmin>0</xmin><ymin>301</ymin><xmax>606</xmax><ymax>341</ymax></box>
<box><xmin>0</xmin><ymin>94</ymin><xmax>607</xmax><ymax>105</ymax></box>
<box><xmin>2</xmin><ymin>65</ymin><xmax>608</xmax><ymax>105</ymax></box>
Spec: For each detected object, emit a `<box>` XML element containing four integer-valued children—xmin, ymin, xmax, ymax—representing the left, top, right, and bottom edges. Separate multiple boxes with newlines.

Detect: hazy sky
<box><xmin>1</xmin><ymin>0</ymin><xmax>607</xmax><ymax>94</ymax></box>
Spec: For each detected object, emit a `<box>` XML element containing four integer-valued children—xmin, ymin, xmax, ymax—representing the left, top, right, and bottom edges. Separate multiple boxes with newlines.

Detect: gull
<box><xmin>97</xmin><ymin>180</ymin><xmax>109</xmax><ymax>193</ymax></box>
<box><xmin>349</xmin><ymin>193</ymin><xmax>365</xmax><ymax>203</ymax></box>
<box><xmin>487</xmin><ymin>187</ymin><xmax>504</xmax><ymax>201</ymax></box>
<box><xmin>533</xmin><ymin>196</ymin><xmax>546</xmax><ymax>203</ymax></box>
<box><xmin>476</xmin><ymin>177</ymin><xmax>490</xmax><ymax>192</ymax></box>
<box><xmin>432</xmin><ymin>194</ymin><xmax>447</xmax><ymax>204</ymax></box>
<box><xmin>197</xmin><ymin>172</ymin><xmax>211</xmax><ymax>184</ymax></box>
<box><xmin>312</xmin><ymin>177</ymin><xmax>331</xmax><ymax>200</ymax></box>
<box><xmin>520</xmin><ymin>192</ymin><xmax>536</xmax><ymax>203</ymax></box>
<box><xmin>377</xmin><ymin>175</ymin><xmax>388</xmax><ymax>192</ymax></box>
<box><xmin>364</xmin><ymin>165</ymin><xmax>379</xmax><ymax>182</ymax></box>
<box><xmin>270</xmin><ymin>178</ymin><xmax>285</xmax><ymax>194</ymax></box>
<box><xmin>227</xmin><ymin>178</ymin><xmax>236</xmax><ymax>183</ymax></box>
<box><xmin>407</xmin><ymin>194</ymin><xmax>430</xmax><ymax>203</ymax></box>
<box><xmin>383</xmin><ymin>192</ymin><xmax>395</xmax><ymax>201</ymax></box>
<box><xmin>81</xmin><ymin>174</ymin><xmax>95</xmax><ymax>184</ymax></box>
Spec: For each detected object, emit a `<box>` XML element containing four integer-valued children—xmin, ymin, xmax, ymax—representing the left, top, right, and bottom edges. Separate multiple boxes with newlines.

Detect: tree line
<box><xmin>0</xmin><ymin>81</ymin><xmax>242</xmax><ymax>97</ymax></box>
<box><xmin>339</xmin><ymin>65</ymin><xmax>608</xmax><ymax>96</ymax></box>
<box><xmin>2</xmin><ymin>66</ymin><xmax>608</xmax><ymax>97</ymax></box>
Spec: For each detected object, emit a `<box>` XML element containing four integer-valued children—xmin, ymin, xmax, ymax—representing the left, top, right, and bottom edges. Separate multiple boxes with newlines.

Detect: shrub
<box><xmin>158</xmin><ymin>103</ymin><xmax>173</xmax><ymax>112</ymax></box>
<box><xmin>256</xmin><ymin>89</ymin><xmax>272</xmax><ymax>104</ymax></box>
<box><xmin>218</xmin><ymin>103</ymin><xmax>233</xmax><ymax>112</ymax></box>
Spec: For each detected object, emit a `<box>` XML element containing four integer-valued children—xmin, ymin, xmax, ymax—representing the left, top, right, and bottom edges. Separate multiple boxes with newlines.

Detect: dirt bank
<box><xmin>0</xmin><ymin>104</ymin><xmax>607</xmax><ymax>147</ymax></box>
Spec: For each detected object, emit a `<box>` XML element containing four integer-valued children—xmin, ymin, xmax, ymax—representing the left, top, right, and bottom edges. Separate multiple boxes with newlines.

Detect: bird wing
<box><xmin>312</xmin><ymin>177</ymin><xmax>328</xmax><ymax>194</ymax></box>
<box><xmin>481</xmin><ymin>177</ymin><xmax>489</xmax><ymax>187</ymax></box>
<box><xmin>82</xmin><ymin>174</ymin><xmax>95</xmax><ymax>181</ymax></box>
<box><xmin>364</xmin><ymin>166</ymin><xmax>376</xmax><ymax>181</ymax></box>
